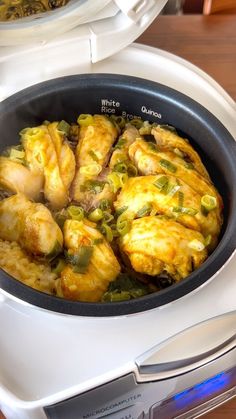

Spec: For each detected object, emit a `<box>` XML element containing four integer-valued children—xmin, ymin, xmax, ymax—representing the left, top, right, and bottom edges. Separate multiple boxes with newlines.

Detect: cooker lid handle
<box><xmin>90</xmin><ymin>0</ymin><xmax>168</xmax><ymax>62</ymax></box>
<box><xmin>135</xmin><ymin>311</ymin><xmax>236</xmax><ymax>381</ymax></box>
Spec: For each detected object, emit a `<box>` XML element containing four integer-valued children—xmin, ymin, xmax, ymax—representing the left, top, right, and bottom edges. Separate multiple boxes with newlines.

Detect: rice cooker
<box><xmin>0</xmin><ymin>1</ymin><xmax>236</xmax><ymax>419</ymax></box>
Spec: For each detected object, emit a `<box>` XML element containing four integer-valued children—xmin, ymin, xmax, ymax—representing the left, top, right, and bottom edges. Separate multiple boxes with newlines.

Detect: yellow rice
<box><xmin>0</xmin><ymin>238</ymin><xmax>58</xmax><ymax>294</ymax></box>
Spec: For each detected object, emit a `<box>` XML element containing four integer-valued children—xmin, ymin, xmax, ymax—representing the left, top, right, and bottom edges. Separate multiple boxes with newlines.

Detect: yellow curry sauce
<box><xmin>0</xmin><ymin>0</ymin><xmax>70</xmax><ymax>21</ymax></box>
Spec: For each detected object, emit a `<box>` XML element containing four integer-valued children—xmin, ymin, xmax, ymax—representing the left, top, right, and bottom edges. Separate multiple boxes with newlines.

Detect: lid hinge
<box><xmin>114</xmin><ymin>0</ymin><xmax>158</xmax><ymax>22</ymax></box>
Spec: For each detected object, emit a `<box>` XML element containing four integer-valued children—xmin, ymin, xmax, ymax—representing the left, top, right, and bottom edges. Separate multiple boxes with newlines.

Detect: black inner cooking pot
<box><xmin>0</xmin><ymin>74</ymin><xmax>236</xmax><ymax>316</ymax></box>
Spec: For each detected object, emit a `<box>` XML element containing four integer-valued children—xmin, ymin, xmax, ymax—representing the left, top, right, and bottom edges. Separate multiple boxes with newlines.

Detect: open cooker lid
<box><xmin>0</xmin><ymin>0</ymin><xmax>167</xmax><ymax>50</ymax></box>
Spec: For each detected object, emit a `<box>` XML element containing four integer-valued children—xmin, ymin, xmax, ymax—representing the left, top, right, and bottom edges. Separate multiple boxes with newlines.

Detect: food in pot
<box><xmin>0</xmin><ymin>115</ymin><xmax>223</xmax><ymax>302</ymax></box>
<box><xmin>0</xmin><ymin>0</ymin><xmax>70</xmax><ymax>21</ymax></box>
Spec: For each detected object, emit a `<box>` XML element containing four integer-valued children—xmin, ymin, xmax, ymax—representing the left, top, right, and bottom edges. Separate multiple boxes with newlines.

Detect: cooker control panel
<box><xmin>44</xmin><ymin>347</ymin><xmax>236</xmax><ymax>419</ymax></box>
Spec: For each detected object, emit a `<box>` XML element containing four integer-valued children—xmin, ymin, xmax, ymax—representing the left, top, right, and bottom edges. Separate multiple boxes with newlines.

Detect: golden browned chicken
<box><xmin>21</xmin><ymin>122</ymin><xmax>76</xmax><ymax>209</ymax></box>
<box><xmin>72</xmin><ymin>115</ymin><xmax>118</xmax><ymax>209</ymax></box>
<box><xmin>114</xmin><ymin>175</ymin><xmax>222</xmax><ymax>249</ymax></box>
<box><xmin>0</xmin><ymin>193</ymin><xmax>63</xmax><ymax>257</ymax></box>
<box><xmin>57</xmin><ymin>219</ymin><xmax>120</xmax><ymax>302</ymax></box>
<box><xmin>0</xmin><ymin>156</ymin><xmax>43</xmax><ymax>200</ymax></box>
<box><xmin>109</xmin><ymin>123</ymin><xmax>140</xmax><ymax>169</ymax></box>
<box><xmin>128</xmin><ymin>138</ymin><xmax>221</xmax><ymax>204</ymax></box>
<box><xmin>120</xmin><ymin>216</ymin><xmax>208</xmax><ymax>281</ymax></box>
<box><xmin>152</xmin><ymin>125</ymin><xmax>211</xmax><ymax>180</ymax></box>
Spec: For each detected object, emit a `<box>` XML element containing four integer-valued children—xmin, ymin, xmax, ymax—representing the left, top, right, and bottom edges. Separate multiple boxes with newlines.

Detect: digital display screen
<box><xmin>151</xmin><ymin>366</ymin><xmax>236</xmax><ymax>419</ymax></box>
<box><xmin>173</xmin><ymin>372</ymin><xmax>231</xmax><ymax>406</ymax></box>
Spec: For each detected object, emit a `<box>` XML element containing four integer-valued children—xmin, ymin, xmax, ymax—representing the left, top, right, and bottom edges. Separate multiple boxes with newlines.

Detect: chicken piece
<box><xmin>120</xmin><ymin>216</ymin><xmax>208</xmax><ymax>281</ymax></box>
<box><xmin>0</xmin><ymin>193</ymin><xmax>63</xmax><ymax>257</ymax></box>
<box><xmin>129</xmin><ymin>138</ymin><xmax>222</xmax><ymax>205</ymax></box>
<box><xmin>58</xmin><ymin>219</ymin><xmax>120</xmax><ymax>302</ymax></box>
<box><xmin>0</xmin><ymin>156</ymin><xmax>43</xmax><ymax>200</ymax></box>
<box><xmin>115</xmin><ymin>175</ymin><xmax>222</xmax><ymax>249</ymax></box>
<box><xmin>109</xmin><ymin>124</ymin><xmax>140</xmax><ymax>169</ymax></box>
<box><xmin>21</xmin><ymin>123</ymin><xmax>75</xmax><ymax>209</ymax></box>
<box><xmin>72</xmin><ymin>115</ymin><xmax>118</xmax><ymax>206</ymax></box>
<box><xmin>152</xmin><ymin>125</ymin><xmax>211</xmax><ymax>180</ymax></box>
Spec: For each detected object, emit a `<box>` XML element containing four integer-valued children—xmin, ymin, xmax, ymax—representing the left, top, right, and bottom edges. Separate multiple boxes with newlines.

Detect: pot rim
<box><xmin>0</xmin><ymin>73</ymin><xmax>236</xmax><ymax>317</ymax></box>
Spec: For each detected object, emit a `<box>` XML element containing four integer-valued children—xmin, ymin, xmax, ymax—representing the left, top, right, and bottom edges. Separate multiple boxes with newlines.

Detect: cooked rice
<box><xmin>0</xmin><ymin>239</ymin><xmax>58</xmax><ymax>294</ymax></box>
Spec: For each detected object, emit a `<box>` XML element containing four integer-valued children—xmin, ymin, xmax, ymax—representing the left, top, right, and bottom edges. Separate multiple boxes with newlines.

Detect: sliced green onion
<box><xmin>153</xmin><ymin>176</ymin><xmax>169</xmax><ymax>192</ymax></box>
<box><xmin>107</xmin><ymin>172</ymin><xmax>128</xmax><ymax>193</ymax></box>
<box><xmin>80</xmin><ymin>180</ymin><xmax>106</xmax><ymax>194</ymax></box>
<box><xmin>166</xmin><ymin>184</ymin><xmax>180</xmax><ymax>197</ymax></box>
<box><xmin>130</xmin><ymin>118</ymin><xmax>143</xmax><ymax>129</ymax></box>
<box><xmin>77</xmin><ymin>114</ymin><xmax>94</xmax><ymax>126</ymax></box>
<box><xmin>67</xmin><ymin>205</ymin><xmax>84</xmax><ymax>221</ymax></box>
<box><xmin>201</xmin><ymin>195</ymin><xmax>217</xmax><ymax>211</ymax></box>
<box><xmin>117</xmin><ymin>214</ymin><xmax>131</xmax><ymax>236</ymax></box>
<box><xmin>188</xmin><ymin>239</ymin><xmax>205</xmax><ymax>252</ymax></box>
<box><xmin>159</xmin><ymin>159</ymin><xmax>177</xmax><ymax>173</ymax></box>
<box><xmin>92</xmin><ymin>238</ymin><xmax>104</xmax><ymax>245</ymax></box>
<box><xmin>184</xmin><ymin>161</ymin><xmax>194</xmax><ymax>170</ymax></box>
<box><xmin>205</xmin><ymin>235</ymin><xmax>212</xmax><ymax>247</ymax></box>
<box><xmin>110</xmin><ymin>115</ymin><xmax>126</xmax><ymax>129</ymax></box>
<box><xmin>172</xmin><ymin>206</ymin><xmax>198</xmax><ymax>215</ymax></box>
<box><xmin>109</xmin><ymin>223</ymin><xmax>120</xmax><ymax>238</ymax></box>
<box><xmin>127</xmin><ymin>163</ymin><xmax>138</xmax><ymax>177</ymax></box>
<box><xmin>139</xmin><ymin>121</ymin><xmax>153</xmax><ymax>135</ymax></box>
<box><xmin>137</xmin><ymin>204</ymin><xmax>152</xmax><ymax>218</ymax></box>
<box><xmin>100</xmin><ymin>223</ymin><xmax>113</xmax><ymax>242</ymax></box>
<box><xmin>79</xmin><ymin>163</ymin><xmax>102</xmax><ymax>177</ymax></box>
<box><xmin>114</xmin><ymin>138</ymin><xmax>127</xmax><ymax>150</ymax></box>
<box><xmin>88</xmin><ymin>150</ymin><xmax>99</xmax><ymax>162</ymax></box>
<box><xmin>148</xmin><ymin>142</ymin><xmax>159</xmax><ymax>152</ymax></box>
<box><xmin>99</xmin><ymin>199</ymin><xmax>111</xmax><ymax>211</ymax></box>
<box><xmin>65</xmin><ymin>246</ymin><xmax>93</xmax><ymax>272</ymax></box>
<box><xmin>51</xmin><ymin>259</ymin><xmax>66</xmax><ymax>275</ymax></box>
<box><xmin>103</xmin><ymin>291</ymin><xmax>131</xmax><ymax>302</ymax></box>
<box><xmin>113</xmin><ymin>162</ymin><xmax>127</xmax><ymax>173</ymax></box>
<box><xmin>9</xmin><ymin>147</ymin><xmax>25</xmax><ymax>163</ymax></box>
<box><xmin>115</xmin><ymin>206</ymin><xmax>128</xmax><ymax>217</ymax></box>
<box><xmin>57</xmin><ymin>120</ymin><xmax>70</xmax><ymax>136</ymax></box>
<box><xmin>178</xmin><ymin>191</ymin><xmax>184</xmax><ymax>207</ymax></box>
<box><xmin>103</xmin><ymin>211</ymin><xmax>114</xmax><ymax>224</ymax></box>
<box><xmin>54</xmin><ymin>210</ymin><xmax>68</xmax><ymax>228</ymax></box>
<box><xmin>88</xmin><ymin>208</ymin><xmax>103</xmax><ymax>222</ymax></box>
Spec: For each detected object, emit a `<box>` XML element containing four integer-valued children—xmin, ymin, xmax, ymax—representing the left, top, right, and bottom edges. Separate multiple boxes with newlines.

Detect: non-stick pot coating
<box><xmin>0</xmin><ymin>74</ymin><xmax>236</xmax><ymax>316</ymax></box>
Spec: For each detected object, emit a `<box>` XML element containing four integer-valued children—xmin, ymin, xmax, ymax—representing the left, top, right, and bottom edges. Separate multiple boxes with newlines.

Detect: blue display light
<box><xmin>174</xmin><ymin>371</ymin><xmax>230</xmax><ymax>404</ymax></box>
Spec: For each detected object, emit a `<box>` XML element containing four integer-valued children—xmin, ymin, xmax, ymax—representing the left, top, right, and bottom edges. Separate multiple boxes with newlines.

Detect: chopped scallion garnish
<box><xmin>113</xmin><ymin>162</ymin><xmax>127</xmax><ymax>173</ymax></box>
<box><xmin>57</xmin><ymin>120</ymin><xmax>70</xmax><ymax>136</ymax></box>
<box><xmin>153</xmin><ymin>176</ymin><xmax>169</xmax><ymax>192</ymax></box>
<box><xmin>178</xmin><ymin>191</ymin><xmax>184</xmax><ymax>207</ymax></box>
<box><xmin>201</xmin><ymin>195</ymin><xmax>217</xmax><ymax>211</ymax></box>
<box><xmin>77</xmin><ymin>114</ymin><xmax>94</xmax><ymax>126</ymax></box>
<box><xmin>130</xmin><ymin>118</ymin><xmax>143</xmax><ymax>129</ymax></box>
<box><xmin>67</xmin><ymin>205</ymin><xmax>84</xmax><ymax>221</ymax></box>
<box><xmin>159</xmin><ymin>159</ymin><xmax>177</xmax><ymax>173</ymax></box>
<box><xmin>114</xmin><ymin>138</ymin><xmax>127</xmax><ymax>150</ymax></box>
<box><xmin>137</xmin><ymin>204</ymin><xmax>152</xmax><ymax>218</ymax></box>
<box><xmin>99</xmin><ymin>199</ymin><xmax>111</xmax><ymax>211</ymax></box>
<box><xmin>88</xmin><ymin>208</ymin><xmax>103</xmax><ymax>222</ymax></box>
<box><xmin>117</xmin><ymin>214</ymin><xmax>131</xmax><ymax>236</ymax></box>
<box><xmin>65</xmin><ymin>246</ymin><xmax>93</xmax><ymax>273</ymax></box>
<box><xmin>79</xmin><ymin>163</ymin><xmax>102</xmax><ymax>177</ymax></box>
<box><xmin>88</xmin><ymin>150</ymin><xmax>99</xmax><ymax>162</ymax></box>
<box><xmin>100</xmin><ymin>223</ymin><xmax>113</xmax><ymax>242</ymax></box>
<box><xmin>115</xmin><ymin>206</ymin><xmax>128</xmax><ymax>216</ymax></box>
<box><xmin>172</xmin><ymin>206</ymin><xmax>198</xmax><ymax>215</ymax></box>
